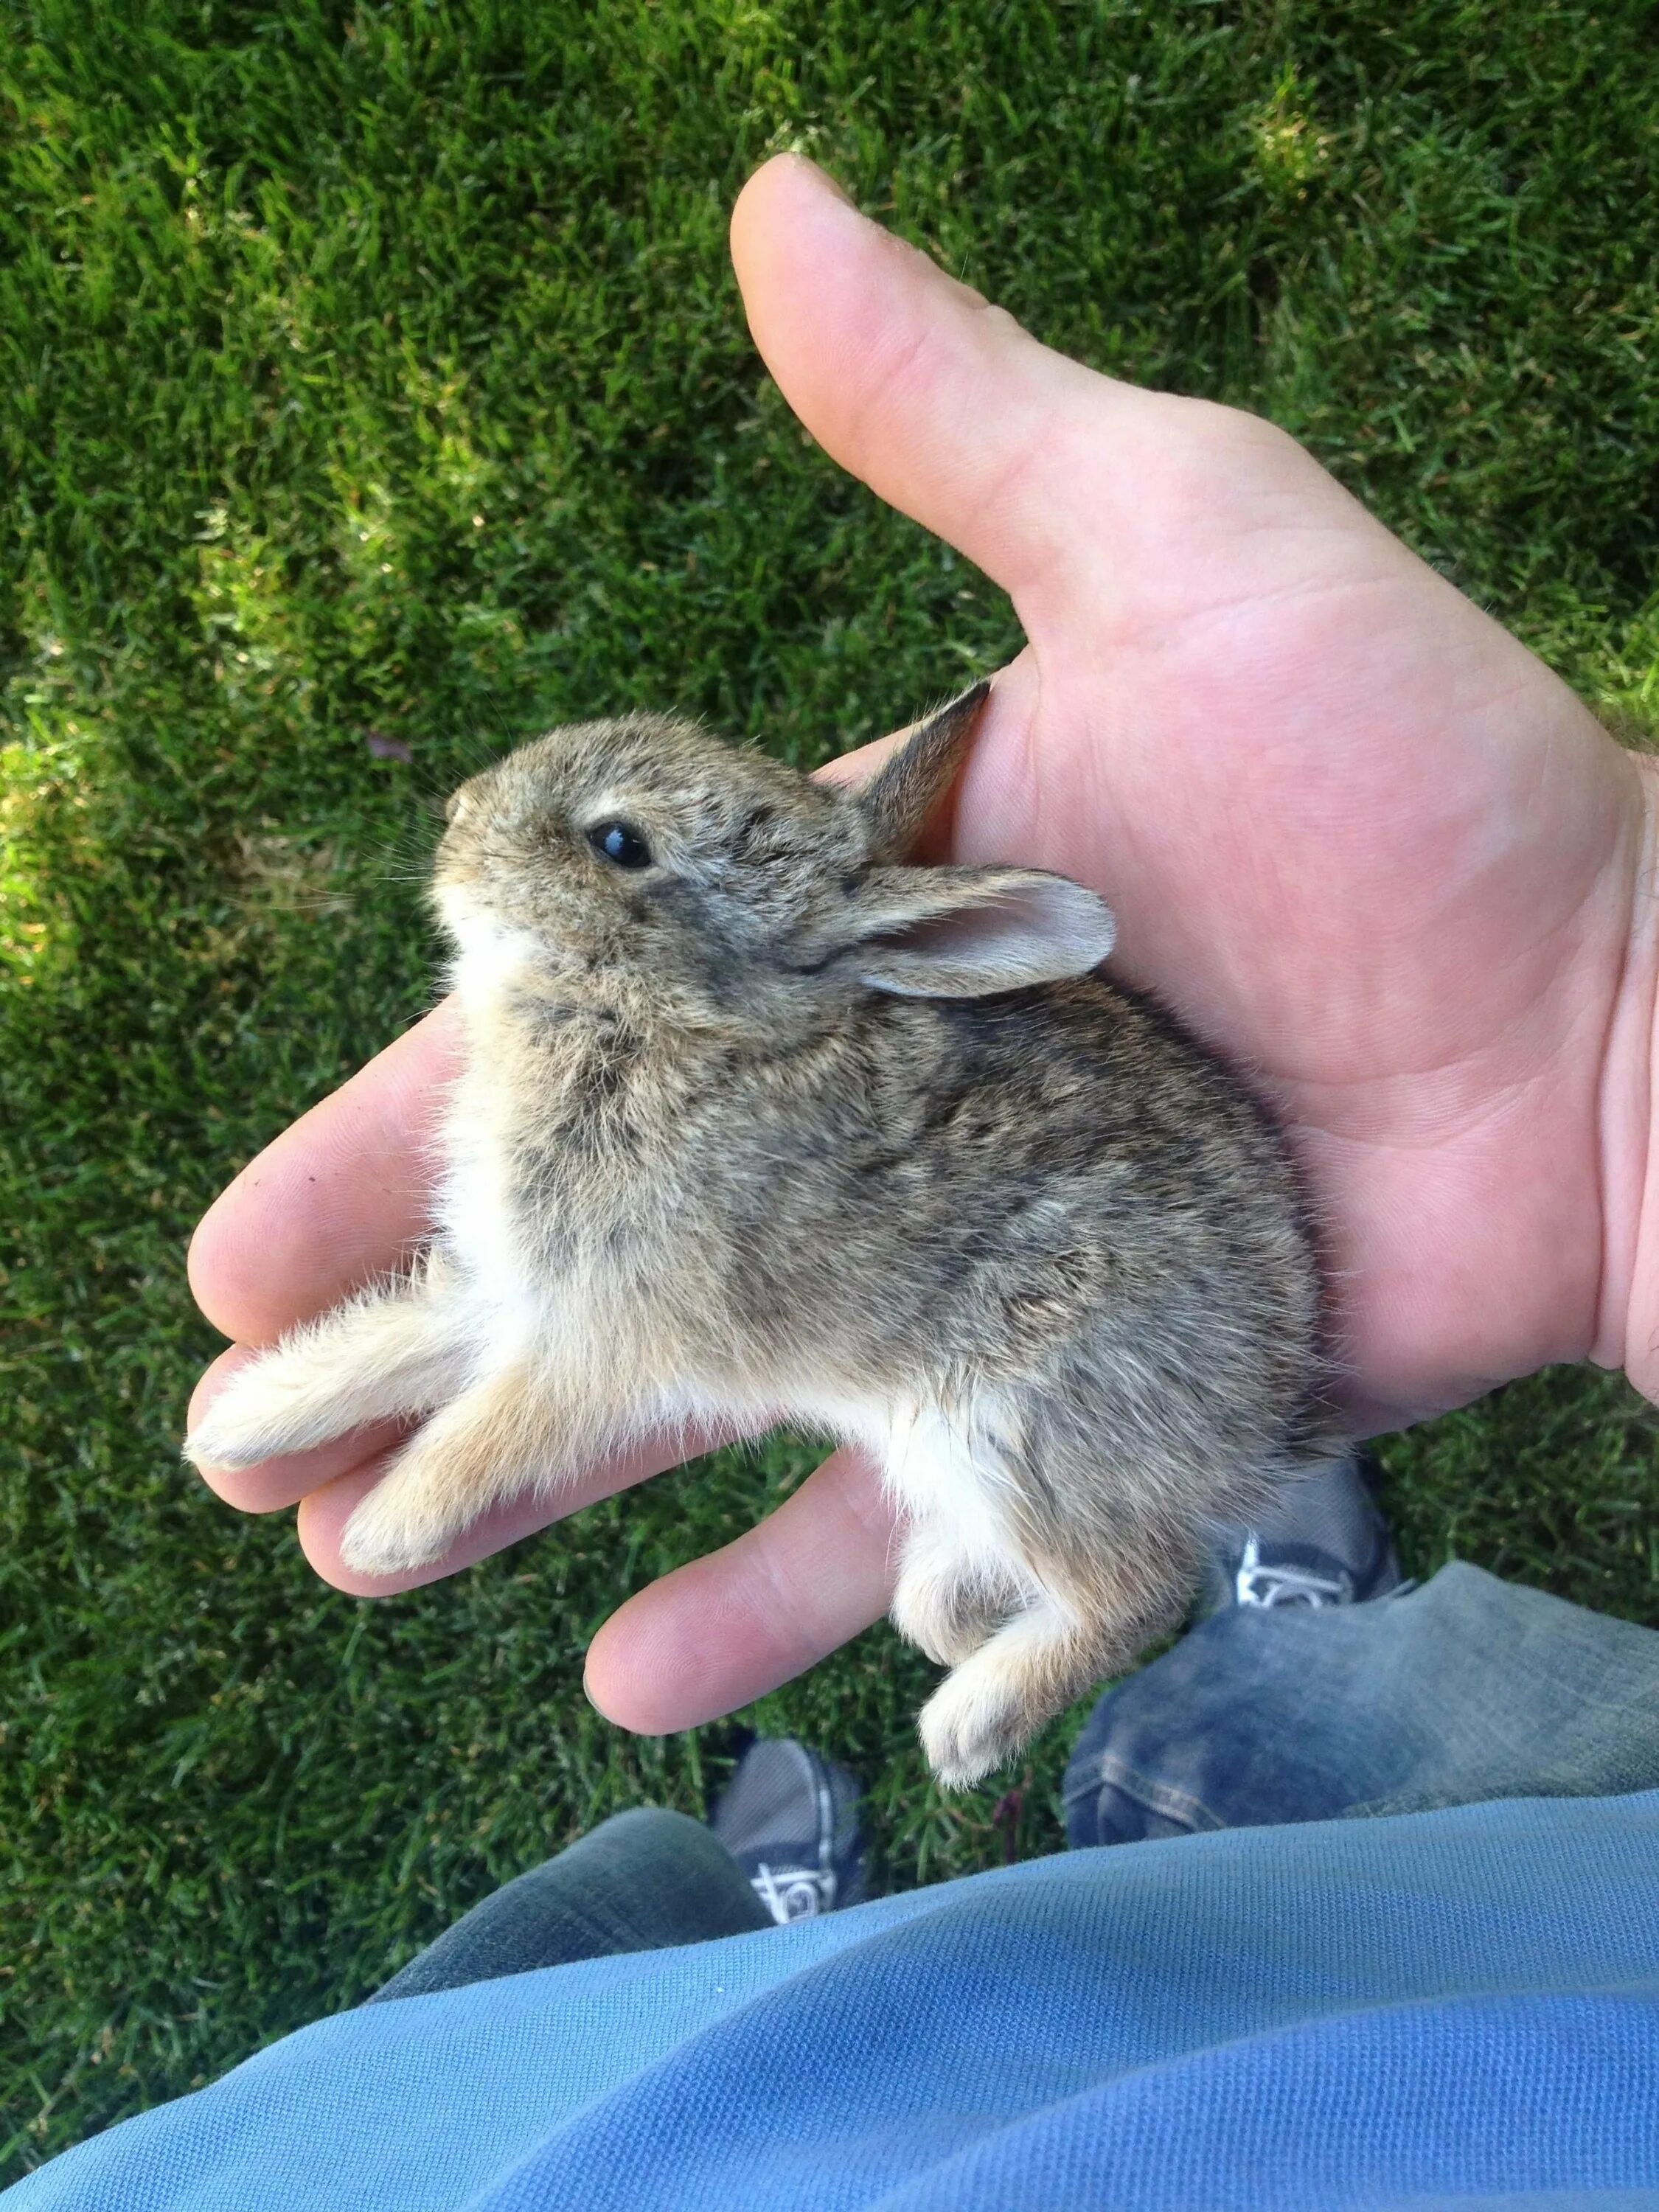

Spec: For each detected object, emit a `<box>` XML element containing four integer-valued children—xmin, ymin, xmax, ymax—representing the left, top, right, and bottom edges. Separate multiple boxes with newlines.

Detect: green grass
<box><xmin>3</xmin><ymin>0</ymin><xmax>1658</xmax><ymax>2176</ymax></box>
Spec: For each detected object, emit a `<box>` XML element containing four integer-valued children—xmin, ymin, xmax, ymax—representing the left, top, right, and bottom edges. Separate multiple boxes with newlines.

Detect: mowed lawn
<box><xmin>4</xmin><ymin>0</ymin><xmax>1658</xmax><ymax>2174</ymax></box>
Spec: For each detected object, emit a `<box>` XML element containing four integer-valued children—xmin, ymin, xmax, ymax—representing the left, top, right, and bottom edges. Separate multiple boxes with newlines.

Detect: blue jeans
<box><xmin>372</xmin><ymin>1563</ymin><xmax>1659</xmax><ymax>1999</ymax></box>
<box><xmin>1063</xmin><ymin>1559</ymin><xmax>1659</xmax><ymax>1843</ymax></box>
<box><xmin>369</xmin><ymin>1809</ymin><xmax>771</xmax><ymax>2002</ymax></box>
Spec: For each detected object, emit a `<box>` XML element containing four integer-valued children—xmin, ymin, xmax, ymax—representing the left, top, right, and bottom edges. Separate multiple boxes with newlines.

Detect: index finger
<box><xmin>187</xmin><ymin>998</ymin><xmax>464</xmax><ymax>1344</ymax></box>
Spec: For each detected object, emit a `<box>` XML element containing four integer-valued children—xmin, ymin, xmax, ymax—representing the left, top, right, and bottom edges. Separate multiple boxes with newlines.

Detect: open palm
<box><xmin>187</xmin><ymin>156</ymin><xmax>1659</xmax><ymax>1736</ymax></box>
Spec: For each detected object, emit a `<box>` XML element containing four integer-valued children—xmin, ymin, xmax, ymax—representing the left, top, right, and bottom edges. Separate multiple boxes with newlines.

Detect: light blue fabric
<box><xmin>11</xmin><ymin>1792</ymin><xmax>1659</xmax><ymax>2209</ymax></box>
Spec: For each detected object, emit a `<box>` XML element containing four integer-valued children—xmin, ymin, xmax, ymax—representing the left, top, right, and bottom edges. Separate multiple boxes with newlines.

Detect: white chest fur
<box><xmin>437</xmin><ymin>922</ymin><xmax>552</xmax><ymax>1355</ymax></box>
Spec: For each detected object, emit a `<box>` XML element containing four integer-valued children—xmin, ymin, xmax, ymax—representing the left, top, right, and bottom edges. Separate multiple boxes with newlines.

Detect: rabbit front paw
<box><xmin>184</xmin><ymin>1281</ymin><xmax>466</xmax><ymax>1474</ymax></box>
<box><xmin>335</xmin><ymin>1362</ymin><xmax>548</xmax><ymax>1577</ymax></box>
<box><xmin>338</xmin><ymin>1472</ymin><xmax>456</xmax><ymax>1578</ymax></box>
<box><xmin>185</xmin><ymin>1348</ymin><xmax>338</xmax><ymax>1472</ymax></box>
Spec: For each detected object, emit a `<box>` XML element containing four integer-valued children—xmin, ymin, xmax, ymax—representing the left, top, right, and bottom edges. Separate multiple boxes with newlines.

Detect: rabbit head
<box><xmin>433</xmin><ymin>681</ymin><xmax>1116</xmax><ymax>1023</ymax></box>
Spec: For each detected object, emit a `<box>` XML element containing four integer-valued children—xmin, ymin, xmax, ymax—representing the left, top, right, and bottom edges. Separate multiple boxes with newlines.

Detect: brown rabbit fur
<box><xmin>187</xmin><ymin>682</ymin><xmax>1337</xmax><ymax>1787</ymax></box>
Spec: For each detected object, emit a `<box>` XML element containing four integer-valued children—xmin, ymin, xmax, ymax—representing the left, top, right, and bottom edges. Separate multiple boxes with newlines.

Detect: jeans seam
<box><xmin>1065</xmin><ymin>1748</ymin><xmax>1229</xmax><ymax>1835</ymax></box>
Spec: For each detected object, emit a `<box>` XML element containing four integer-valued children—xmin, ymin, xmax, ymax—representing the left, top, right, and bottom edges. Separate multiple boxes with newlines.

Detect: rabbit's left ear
<box><xmin>856</xmin><ymin>681</ymin><xmax>992</xmax><ymax>859</ymax></box>
<box><xmin>835</xmin><ymin>865</ymin><xmax>1116</xmax><ymax>998</ymax></box>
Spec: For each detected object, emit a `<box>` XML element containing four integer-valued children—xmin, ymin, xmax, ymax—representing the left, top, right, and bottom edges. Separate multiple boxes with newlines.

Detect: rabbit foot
<box><xmin>184</xmin><ymin>1278</ymin><xmax>465</xmax><ymax>1473</ymax></box>
<box><xmin>336</xmin><ymin>1360</ymin><xmax>547</xmax><ymax>1576</ymax></box>
<box><xmin>338</xmin><ymin>1481</ymin><xmax>454</xmax><ymax>1577</ymax></box>
<box><xmin>185</xmin><ymin>1349</ymin><xmax>336</xmax><ymax>1471</ymax></box>
<box><xmin>918</xmin><ymin>1656</ymin><xmax>1035</xmax><ymax>1791</ymax></box>
<box><xmin>918</xmin><ymin>1593</ymin><xmax>1104</xmax><ymax>1790</ymax></box>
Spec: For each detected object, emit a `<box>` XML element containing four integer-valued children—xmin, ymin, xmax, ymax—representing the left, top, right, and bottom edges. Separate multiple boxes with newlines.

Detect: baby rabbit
<box><xmin>187</xmin><ymin>682</ymin><xmax>1335</xmax><ymax>1787</ymax></box>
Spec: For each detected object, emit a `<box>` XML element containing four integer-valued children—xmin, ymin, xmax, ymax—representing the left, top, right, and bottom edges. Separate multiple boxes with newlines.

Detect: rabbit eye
<box><xmin>588</xmin><ymin>820</ymin><xmax>653</xmax><ymax>869</ymax></box>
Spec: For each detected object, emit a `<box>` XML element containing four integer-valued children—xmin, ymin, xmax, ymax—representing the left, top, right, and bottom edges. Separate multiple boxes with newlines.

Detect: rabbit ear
<box><xmin>838</xmin><ymin>866</ymin><xmax>1116</xmax><ymax>998</ymax></box>
<box><xmin>856</xmin><ymin>680</ymin><xmax>992</xmax><ymax>858</ymax></box>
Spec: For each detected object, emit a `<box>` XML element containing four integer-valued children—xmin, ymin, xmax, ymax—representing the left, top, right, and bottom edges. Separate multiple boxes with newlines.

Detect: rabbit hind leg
<box><xmin>918</xmin><ymin>1543</ymin><xmax>1192</xmax><ymax>1792</ymax></box>
<box><xmin>882</xmin><ymin>1394</ymin><xmax>1038</xmax><ymax>1671</ymax></box>
<box><xmin>891</xmin><ymin>1514</ymin><xmax>1028</xmax><ymax>1668</ymax></box>
<box><xmin>917</xmin><ymin>1593</ymin><xmax>1098</xmax><ymax>1790</ymax></box>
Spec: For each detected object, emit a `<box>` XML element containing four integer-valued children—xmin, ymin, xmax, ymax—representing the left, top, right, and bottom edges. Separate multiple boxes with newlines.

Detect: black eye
<box><xmin>588</xmin><ymin>820</ymin><xmax>652</xmax><ymax>869</ymax></box>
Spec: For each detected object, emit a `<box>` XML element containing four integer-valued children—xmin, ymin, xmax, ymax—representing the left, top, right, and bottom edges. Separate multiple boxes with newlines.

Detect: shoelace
<box><xmin>1233</xmin><ymin>1534</ymin><xmax>1353</xmax><ymax>1610</ymax></box>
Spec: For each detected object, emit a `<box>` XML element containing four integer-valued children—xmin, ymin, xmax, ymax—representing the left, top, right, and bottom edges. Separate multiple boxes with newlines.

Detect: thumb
<box><xmin>729</xmin><ymin>154</ymin><xmax>1167</xmax><ymax>615</ymax></box>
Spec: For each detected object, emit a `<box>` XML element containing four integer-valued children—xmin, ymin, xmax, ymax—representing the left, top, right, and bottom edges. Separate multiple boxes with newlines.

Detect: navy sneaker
<box><xmin>709</xmin><ymin>1737</ymin><xmax>868</xmax><ymax>1924</ymax></box>
<box><xmin>1200</xmin><ymin>1447</ymin><xmax>1406</xmax><ymax>1615</ymax></box>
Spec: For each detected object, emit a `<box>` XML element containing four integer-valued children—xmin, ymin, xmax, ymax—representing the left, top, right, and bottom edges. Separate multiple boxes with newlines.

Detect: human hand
<box><xmin>187</xmin><ymin>153</ymin><xmax>1659</xmax><ymax>1737</ymax></box>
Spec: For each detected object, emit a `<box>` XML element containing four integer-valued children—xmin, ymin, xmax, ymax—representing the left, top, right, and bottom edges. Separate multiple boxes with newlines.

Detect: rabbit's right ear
<box><xmin>856</xmin><ymin>681</ymin><xmax>992</xmax><ymax>859</ymax></box>
<box><xmin>830</xmin><ymin>865</ymin><xmax>1116</xmax><ymax>998</ymax></box>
